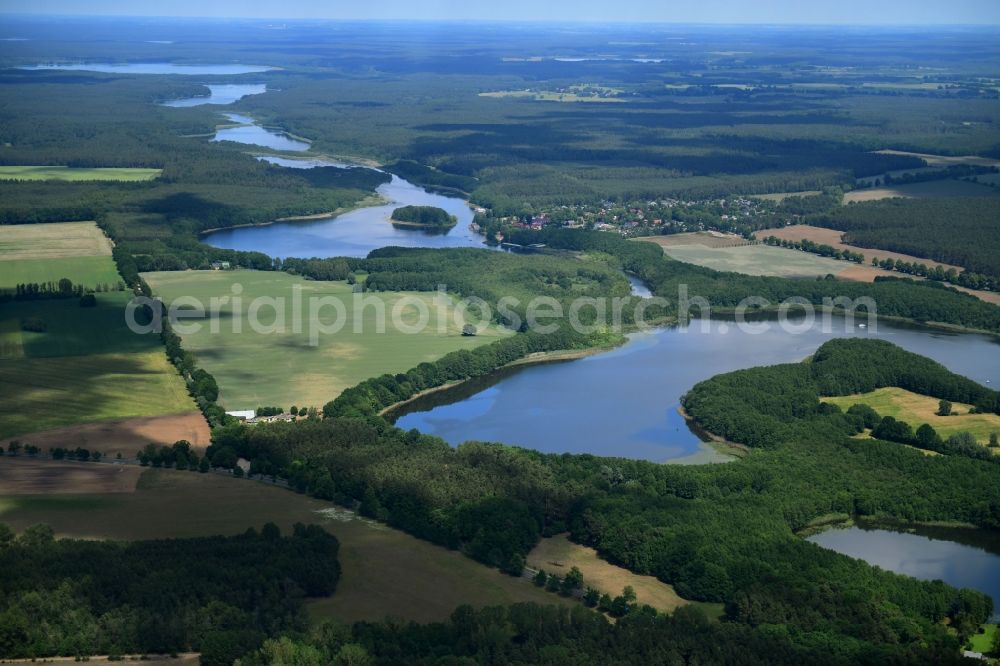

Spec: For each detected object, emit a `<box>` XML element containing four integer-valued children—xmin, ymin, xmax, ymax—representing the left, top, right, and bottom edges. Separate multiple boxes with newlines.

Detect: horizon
<box><xmin>1</xmin><ymin>0</ymin><xmax>999</xmax><ymax>26</ymax></box>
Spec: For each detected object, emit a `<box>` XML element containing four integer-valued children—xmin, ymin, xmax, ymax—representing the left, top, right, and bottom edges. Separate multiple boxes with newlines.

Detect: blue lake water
<box><xmin>162</xmin><ymin>83</ymin><xmax>266</xmax><ymax>107</ymax></box>
<box><xmin>203</xmin><ymin>156</ymin><xmax>490</xmax><ymax>258</ymax></box>
<box><xmin>392</xmin><ymin>317</ymin><xmax>1000</xmax><ymax>463</ymax></box>
<box><xmin>809</xmin><ymin>524</ymin><xmax>1000</xmax><ymax>621</ymax></box>
<box><xmin>211</xmin><ymin>113</ymin><xmax>311</xmax><ymax>152</ymax></box>
<box><xmin>19</xmin><ymin>62</ymin><xmax>272</xmax><ymax>74</ymax></box>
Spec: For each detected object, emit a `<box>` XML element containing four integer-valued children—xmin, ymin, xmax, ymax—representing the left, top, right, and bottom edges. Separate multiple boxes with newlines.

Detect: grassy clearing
<box><xmin>825</xmin><ymin>387</ymin><xmax>1000</xmax><ymax>445</ymax></box>
<box><xmin>0</xmin><ymin>166</ymin><xmax>161</xmax><ymax>181</ymax></box>
<box><xmin>659</xmin><ymin>243</ymin><xmax>850</xmax><ymax>278</ymax></box>
<box><xmin>0</xmin><ymin>350</ymin><xmax>198</xmax><ymax>439</ymax></box>
<box><xmin>527</xmin><ymin>533</ymin><xmax>688</xmax><ymax>613</ymax></box>
<box><xmin>0</xmin><ymin>462</ymin><xmax>572</xmax><ymax>624</ymax></box>
<box><xmin>843</xmin><ymin>179</ymin><xmax>999</xmax><ymax>202</ymax></box>
<box><xmin>967</xmin><ymin>623</ymin><xmax>997</xmax><ymax>654</ymax></box>
<box><xmin>142</xmin><ymin>270</ymin><xmax>511</xmax><ymax>409</ymax></box>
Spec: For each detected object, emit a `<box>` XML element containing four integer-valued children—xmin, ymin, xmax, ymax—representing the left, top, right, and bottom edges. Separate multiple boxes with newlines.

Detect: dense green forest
<box><xmin>236</xmin><ymin>602</ymin><xmax>977</xmax><ymax>665</ymax></box>
<box><xmin>390</xmin><ymin>205</ymin><xmax>456</xmax><ymax>228</ymax></box>
<box><xmin>0</xmin><ymin>523</ymin><xmax>340</xmax><ymax>663</ymax></box>
<box><xmin>811</xmin><ymin>198</ymin><xmax>1000</xmax><ymax>279</ymax></box>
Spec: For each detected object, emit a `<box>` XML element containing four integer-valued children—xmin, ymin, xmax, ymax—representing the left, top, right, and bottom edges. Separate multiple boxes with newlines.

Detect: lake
<box><xmin>211</xmin><ymin>113</ymin><xmax>311</xmax><ymax>152</ymax></box>
<box><xmin>162</xmin><ymin>83</ymin><xmax>266</xmax><ymax>107</ymax></box>
<box><xmin>392</xmin><ymin>317</ymin><xmax>1000</xmax><ymax>463</ymax></box>
<box><xmin>203</xmin><ymin>156</ymin><xmax>490</xmax><ymax>258</ymax></box>
<box><xmin>19</xmin><ymin>62</ymin><xmax>272</xmax><ymax>74</ymax></box>
<box><xmin>809</xmin><ymin>523</ymin><xmax>1000</xmax><ymax>621</ymax></box>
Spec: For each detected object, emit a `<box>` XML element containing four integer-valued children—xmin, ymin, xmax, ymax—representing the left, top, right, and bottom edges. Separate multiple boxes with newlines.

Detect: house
<box><xmin>225</xmin><ymin>409</ymin><xmax>256</xmax><ymax>421</ymax></box>
<box><xmin>211</xmin><ymin>261</ymin><xmax>231</xmax><ymax>270</ymax></box>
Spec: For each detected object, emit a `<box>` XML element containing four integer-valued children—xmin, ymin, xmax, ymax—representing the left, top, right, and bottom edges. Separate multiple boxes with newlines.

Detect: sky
<box><xmin>1</xmin><ymin>0</ymin><xmax>999</xmax><ymax>25</ymax></box>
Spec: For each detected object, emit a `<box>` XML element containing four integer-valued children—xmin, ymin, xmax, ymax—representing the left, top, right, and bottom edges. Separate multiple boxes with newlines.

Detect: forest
<box><xmin>195</xmin><ymin>338</ymin><xmax>1000</xmax><ymax>664</ymax></box>
<box><xmin>234</xmin><ymin>602</ymin><xmax>979</xmax><ymax>665</ymax></box>
<box><xmin>810</xmin><ymin>198</ymin><xmax>1000</xmax><ymax>279</ymax></box>
<box><xmin>0</xmin><ymin>523</ymin><xmax>340</xmax><ymax>663</ymax></box>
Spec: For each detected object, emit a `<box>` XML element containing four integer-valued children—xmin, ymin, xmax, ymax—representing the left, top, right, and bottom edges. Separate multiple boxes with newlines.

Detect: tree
<box><xmin>6</xmin><ymin>441</ymin><xmax>21</xmax><ymax>456</ymax></box>
<box><xmin>937</xmin><ymin>399</ymin><xmax>952</xmax><ymax>416</ymax></box>
<box><xmin>989</xmin><ymin>432</ymin><xmax>998</xmax><ymax>448</ymax></box>
<box><xmin>545</xmin><ymin>574</ymin><xmax>561</xmax><ymax>593</ymax></box>
<box><xmin>560</xmin><ymin>566</ymin><xmax>584</xmax><ymax>595</ymax></box>
<box><xmin>533</xmin><ymin>569</ymin><xmax>547</xmax><ymax>587</ymax></box>
<box><xmin>915</xmin><ymin>423</ymin><xmax>941</xmax><ymax>449</ymax></box>
<box><xmin>462</xmin><ymin>323</ymin><xmax>477</xmax><ymax>337</ymax></box>
<box><xmin>199</xmin><ymin>457</ymin><xmax>210</xmax><ymax>473</ymax></box>
<box><xmin>583</xmin><ymin>587</ymin><xmax>600</xmax><ymax>607</ymax></box>
<box><xmin>19</xmin><ymin>523</ymin><xmax>54</xmax><ymax>547</ymax></box>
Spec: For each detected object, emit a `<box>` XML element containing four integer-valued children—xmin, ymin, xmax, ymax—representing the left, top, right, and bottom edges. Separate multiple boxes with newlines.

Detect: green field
<box><xmin>0</xmin><ymin>166</ymin><xmax>162</xmax><ymax>181</ymax></box>
<box><xmin>0</xmin><ymin>293</ymin><xmax>159</xmax><ymax>359</ymax></box>
<box><xmin>0</xmin><ymin>256</ymin><xmax>123</xmax><ymax>290</ymax></box>
<box><xmin>967</xmin><ymin>624</ymin><xmax>998</xmax><ymax>655</ymax></box>
<box><xmin>0</xmin><ymin>292</ymin><xmax>197</xmax><ymax>439</ymax></box>
<box><xmin>0</xmin><ymin>221</ymin><xmax>124</xmax><ymax>289</ymax></box>
<box><xmin>0</xmin><ymin>350</ymin><xmax>197</xmax><ymax>439</ymax></box>
<box><xmin>661</xmin><ymin>243</ymin><xmax>850</xmax><ymax>278</ymax></box>
<box><xmin>0</xmin><ymin>463</ymin><xmax>571</xmax><ymax>625</ymax></box>
<box><xmin>142</xmin><ymin>270</ymin><xmax>511</xmax><ymax>409</ymax></box>
<box><xmin>825</xmin><ymin>387</ymin><xmax>1000</xmax><ymax>445</ymax></box>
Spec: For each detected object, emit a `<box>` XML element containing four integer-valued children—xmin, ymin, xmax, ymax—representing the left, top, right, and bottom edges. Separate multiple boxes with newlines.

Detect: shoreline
<box><xmin>379</xmin><ymin>342</ymin><xmax>625</xmax><ymax>419</ymax></box>
<box><xmin>675</xmin><ymin>405</ymin><xmax>751</xmax><ymax>460</ymax></box>
<box><xmin>198</xmin><ymin>194</ymin><xmax>386</xmax><ymax>236</ymax></box>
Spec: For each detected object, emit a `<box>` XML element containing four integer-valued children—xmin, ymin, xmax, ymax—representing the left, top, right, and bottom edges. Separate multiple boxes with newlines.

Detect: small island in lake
<box><xmin>390</xmin><ymin>205</ymin><xmax>457</xmax><ymax>229</ymax></box>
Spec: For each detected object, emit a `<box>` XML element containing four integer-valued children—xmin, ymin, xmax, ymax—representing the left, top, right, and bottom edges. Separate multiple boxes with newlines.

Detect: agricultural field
<box><xmin>872</xmin><ymin>150</ymin><xmax>1000</xmax><ymax>169</ymax></box>
<box><xmin>825</xmin><ymin>387</ymin><xmax>1000</xmax><ymax>445</ymax></box>
<box><xmin>0</xmin><ymin>461</ymin><xmax>572</xmax><ymax>624</ymax></box>
<box><xmin>142</xmin><ymin>270</ymin><xmax>512</xmax><ymax>409</ymax></box>
<box><xmin>0</xmin><ymin>413</ymin><xmax>210</xmax><ymax>459</ymax></box>
<box><xmin>843</xmin><ymin>178</ymin><xmax>999</xmax><ymax>203</ymax></box>
<box><xmin>0</xmin><ymin>221</ymin><xmax>123</xmax><ymax>289</ymax></box>
<box><xmin>0</xmin><ymin>350</ymin><xmax>199</xmax><ymax>440</ymax></box>
<box><xmin>654</xmin><ymin>242</ymin><xmax>850</xmax><ymax>278</ymax></box>
<box><xmin>0</xmin><ymin>291</ymin><xmax>199</xmax><ymax>441</ymax></box>
<box><xmin>750</xmin><ymin>190</ymin><xmax>822</xmax><ymax>202</ymax></box>
<box><xmin>763</xmin><ymin>225</ymin><xmax>962</xmax><ymax>272</ymax></box>
<box><xmin>0</xmin><ymin>458</ymin><xmax>141</xmax><ymax>495</ymax></box>
<box><xmin>0</xmin><ymin>166</ymin><xmax>161</xmax><ymax>181</ymax></box>
<box><xmin>527</xmin><ymin>533</ymin><xmax>689</xmax><ymax>613</ymax></box>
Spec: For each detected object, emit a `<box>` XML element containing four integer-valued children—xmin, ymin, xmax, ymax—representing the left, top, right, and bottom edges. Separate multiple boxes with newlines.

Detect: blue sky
<box><xmin>1</xmin><ymin>0</ymin><xmax>999</xmax><ymax>24</ymax></box>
